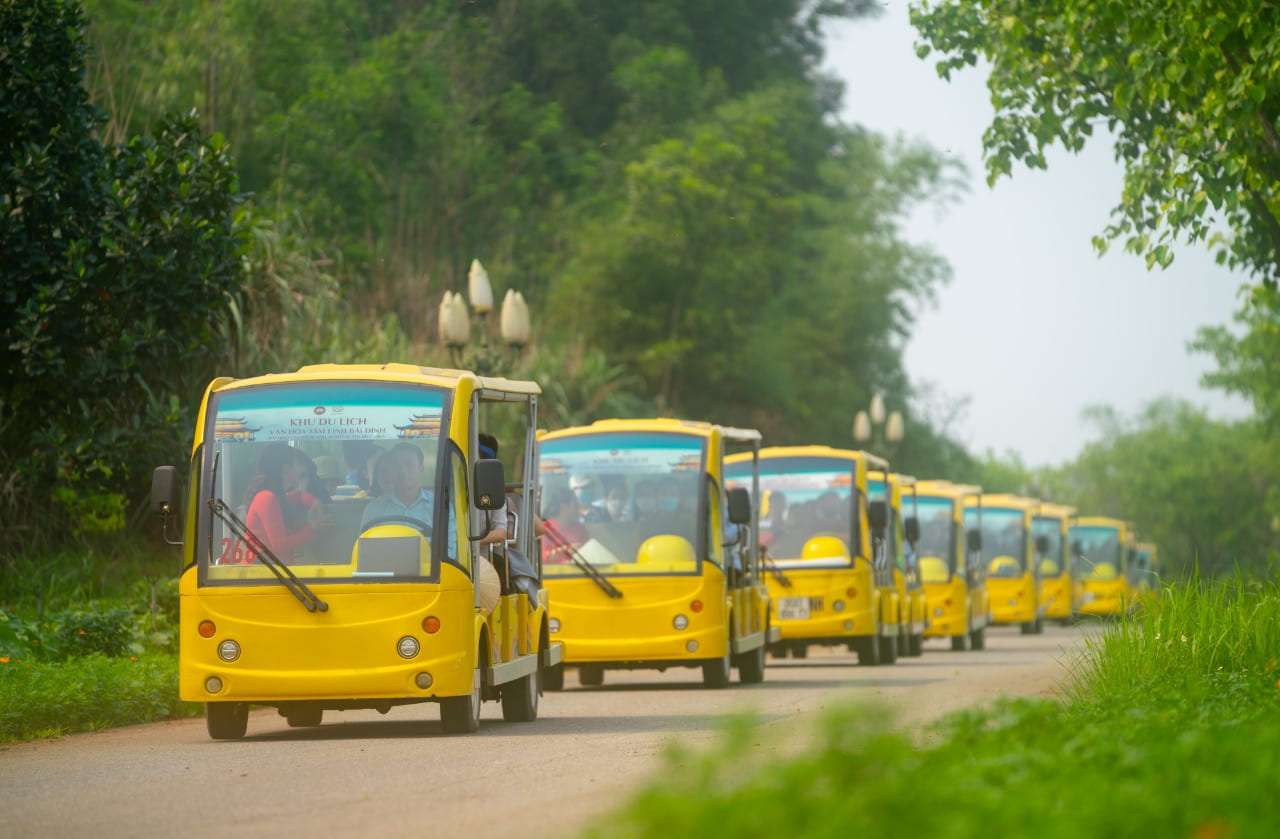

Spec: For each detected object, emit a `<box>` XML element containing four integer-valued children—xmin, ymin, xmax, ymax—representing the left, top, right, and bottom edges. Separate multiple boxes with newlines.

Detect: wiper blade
<box><xmin>761</xmin><ymin>546</ymin><xmax>792</xmax><ymax>588</ymax></box>
<box><xmin>208</xmin><ymin>498</ymin><xmax>329</xmax><ymax>613</ymax></box>
<box><xmin>543</xmin><ymin>524</ymin><xmax>622</xmax><ymax>599</ymax></box>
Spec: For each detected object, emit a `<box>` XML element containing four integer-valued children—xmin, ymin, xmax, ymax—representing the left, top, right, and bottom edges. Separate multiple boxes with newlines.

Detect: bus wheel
<box><xmin>896</xmin><ymin>631</ymin><xmax>908</xmax><ymax>658</ymax></box>
<box><xmin>857</xmin><ymin>636</ymin><xmax>881</xmax><ymax>666</ymax></box>
<box><xmin>736</xmin><ymin>641</ymin><xmax>766</xmax><ymax>684</ymax></box>
<box><xmin>908</xmin><ymin>633</ymin><xmax>924</xmax><ymax>657</ymax></box>
<box><xmin>206</xmin><ymin>702</ymin><xmax>248</xmax><ymax>740</ymax></box>
<box><xmin>578</xmin><ymin>665</ymin><xmax>605</xmax><ymax>687</ymax></box>
<box><xmin>1034</xmin><ymin>617</ymin><xmax>1044</xmax><ymax>634</ymax></box>
<box><xmin>285</xmin><ymin>706</ymin><xmax>323</xmax><ymax>727</ymax></box>
<box><xmin>950</xmin><ymin>632</ymin><xmax>968</xmax><ymax>652</ymax></box>
<box><xmin>441</xmin><ymin>668</ymin><xmax>482</xmax><ymax>733</ymax></box>
<box><xmin>878</xmin><ymin>633</ymin><xmax>898</xmax><ymax>665</ymax></box>
<box><xmin>1020</xmin><ymin>621</ymin><xmax>1036</xmax><ymax>635</ymax></box>
<box><xmin>543</xmin><ymin>662</ymin><xmax>565</xmax><ymax>692</ymax></box>
<box><xmin>969</xmin><ymin>624</ymin><xmax>986</xmax><ymax>650</ymax></box>
<box><xmin>501</xmin><ymin>666</ymin><xmax>539</xmax><ymax>722</ymax></box>
<box><xmin>791</xmin><ymin>643</ymin><xmax>808</xmax><ymax>659</ymax></box>
<box><xmin>703</xmin><ymin>646</ymin><xmax>732</xmax><ymax>688</ymax></box>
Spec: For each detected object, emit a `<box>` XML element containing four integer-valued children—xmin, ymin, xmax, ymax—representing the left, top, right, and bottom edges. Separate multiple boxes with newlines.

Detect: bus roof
<box><xmin>543</xmin><ymin>417</ymin><xmax>761</xmax><ymax>443</ymax></box>
<box><xmin>969</xmin><ymin>493</ymin><xmax>1039</xmax><ymax>512</ymax></box>
<box><xmin>216</xmin><ymin>362</ymin><xmax>542</xmax><ymax>396</ymax></box>
<box><xmin>916</xmin><ymin>479</ymin><xmax>982</xmax><ymax>499</ymax></box>
<box><xmin>734</xmin><ymin>445</ymin><xmax>886</xmax><ymax>471</ymax></box>
<box><xmin>1035</xmin><ymin>501</ymin><xmax>1077</xmax><ymax>519</ymax></box>
<box><xmin>1072</xmin><ymin>516</ymin><xmax>1131</xmax><ymax>532</ymax></box>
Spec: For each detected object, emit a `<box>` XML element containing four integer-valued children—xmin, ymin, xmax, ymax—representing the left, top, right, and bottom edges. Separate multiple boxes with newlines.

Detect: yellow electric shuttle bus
<box><xmin>967</xmin><ymin>494</ymin><xmax>1043</xmax><ymax>635</ymax></box>
<box><xmin>1033</xmin><ymin>502</ymin><xmax>1076</xmax><ymax>623</ymax></box>
<box><xmin>912</xmin><ymin>481</ymin><xmax>989</xmax><ymax>651</ymax></box>
<box><xmin>869</xmin><ymin>471</ymin><xmax>926</xmax><ymax>658</ymax></box>
<box><xmin>1070</xmin><ymin>516</ymin><xmax>1136</xmax><ymax>617</ymax></box>
<box><xmin>149</xmin><ymin>364</ymin><xmax>559</xmax><ymax>739</ymax></box>
<box><xmin>537</xmin><ymin>419</ymin><xmax>774</xmax><ymax>689</ymax></box>
<box><xmin>726</xmin><ymin>447</ymin><xmax>896</xmax><ymax>666</ymax></box>
<box><xmin>1132</xmin><ymin>541</ymin><xmax>1160</xmax><ymax>602</ymax></box>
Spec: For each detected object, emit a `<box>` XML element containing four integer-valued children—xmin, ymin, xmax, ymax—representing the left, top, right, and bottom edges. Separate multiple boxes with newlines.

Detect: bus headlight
<box><xmin>205</xmin><ymin>676</ymin><xmax>223</xmax><ymax>694</ymax></box>
<box><xmin>673</xmin><ymin>615</ymin><xmax>689</xmax><ymax>630</ymax></box>
<box><xmin>415</xmin><ymin>672</ymin><xmax>433</xmax><ymax>689</ymax></box>
<box><xmin>832</xmin><ymin>600</ymin><xmax>846</xmax><ymax>612</ymax></box>
<box><xmin>549</xmin><ymin>617</ymin><xmax>561</xmax><ymax>633</ymax></box>
<box><xmin>217</xmin><ymin>640</ymin><xmax>241</xmax><ymax>662</ymax></box>
<box><xmin>397</xmin><ymin>636</ymin><xmax>420</xmax><ymax>659</ymax></box>
<box><xmin>686</xmin><ymin>640</ymin><xmax>699</xmax><ymax>652</ymax></box>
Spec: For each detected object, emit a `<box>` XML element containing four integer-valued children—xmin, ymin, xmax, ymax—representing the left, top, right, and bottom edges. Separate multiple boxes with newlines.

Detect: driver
<box><xmin>360</xmin><ymin>443</ymin><xmax>456</xmax><ymax>553</ymax></box>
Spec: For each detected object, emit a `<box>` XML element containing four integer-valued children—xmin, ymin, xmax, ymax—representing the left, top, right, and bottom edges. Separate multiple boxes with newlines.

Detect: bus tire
<box><xmin>857</xmin><ymin>636</ymin><xmax>880</xmax><ymax>666</ymax></box>
<box><xmin>285</xmin><ymin>706</ymin><xmax>323</xmax><ymax>727</ymax></box>
<box><xmin>1034</xmin><ymin>617</ymin><xmax>1044</xmax><ymax>634</ymax></box>
<box><xmin>703</xmin><ymin>645</ymin><xmax>732</xmax><ymax>688</ymax></box>
<box><xmin>908</xmin><ymin>632</ymin><xmax>924</xmax><ymax>657</ymax></box>
<box><xmin>501</xmin><ymin>666</ymin><xmax>539</xmax><ymax>722</ymax></box>
<box><xmin>578</xmin><ymin>665</ymin><xmax>605</xmax><ymax>687</ymax></box>
<box><xmin>950</xmin><ymin>632</ymin><xmax>968</xmax><ymax>652</ymax></box>
<box><xmin>970</xmin><ymin>624</ymin><xmax>986</xmax><ymax>650</ymax></box>
<box><xmin>792</xmin><ymin>643</ymin><xmax>808</xmax><ymax>659</ymax></box>
<box><xmin>206</xmin><ymin>702</ymin><xmax>248</xmax><ymax>740</ymax></box>
<box><xmin>441</xmin><ymin>667</ymin><xmax>482</xmax><ymax>733</ymax></box>
<box><xmin>543</xmin><ymin>662</ymin><xmax>565</xmax><ymax>692</ymax></box>
<box><xmin>878</xmin><ymin>633</ymin><xmax>898</xmax><ymax>665</ymax></box>
<box><xmin>1021</xmin><ymin>621</ymin><xmax>1036</xmax><ymax>635</ymax></box>
<box><xmin>736</xmin><ymin>641</ymin><xmax>766</xmax><ymax>684</ymax></box>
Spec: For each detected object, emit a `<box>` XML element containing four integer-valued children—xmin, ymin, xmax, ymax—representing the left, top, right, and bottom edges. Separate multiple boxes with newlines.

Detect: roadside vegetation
<box><xmin>589</xmin><ymin>576</ymin><xmax>1280</xmax><ymax>838</ymax></box>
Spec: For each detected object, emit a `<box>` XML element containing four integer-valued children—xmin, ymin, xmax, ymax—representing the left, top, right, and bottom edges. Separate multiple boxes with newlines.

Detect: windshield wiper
<box><xmin>761</xmin><ymin>546</ymin><xmax>791</xmax><ymax>588</ymax></box>
<box><xmin>543</xmin><ymin>524</ymin><xmax>622</xmax><ymax>599</ymax></box>
<box><xmin>208</xmin><ymin>498</ymin><xmax>329</xmax><ymax>613</ymax></box>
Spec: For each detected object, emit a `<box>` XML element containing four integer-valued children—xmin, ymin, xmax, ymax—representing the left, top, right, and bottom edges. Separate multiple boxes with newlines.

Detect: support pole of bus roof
<box><xmin>542</xmin><ymin>523</ymin><xmax>623</xmax><ymax>599</ymax></box>
<box><xmin>720</xmin><ymin>426</ymin><xmax>763</xmax><ymax>582</ymax></box>
<box><xmin>207</xmin><ymin>498</ymin><xmax>329</xmax><ymax>613</ymax></box>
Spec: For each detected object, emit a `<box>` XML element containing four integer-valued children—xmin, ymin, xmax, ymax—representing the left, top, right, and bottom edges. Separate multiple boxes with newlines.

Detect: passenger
<box><xmin>542</xmin><ymin>488</ymin><xmax>588</xmax><ymax>564</ymax></box>
<box><xmin>341</xmin><ymin>440</ymin><xmax>380</xmax><ymax>493</ymax></box>
<box><xmin>309</xmin><ymin>455</ymin><xmax>345</xmax><ymax>502</ymax></box>
<box><xmin>602</xmin><ymin>477</ymin><xmax>630</xmax><ymax>522</ymax></box>
<box><xmin>241</xmin><ymin>443</ymin><xmax>329</xmax><ymax>562</ymax></box>
<box><xmin>655</xmin><ymin>477</ymin><xmax>681</xmax><ymax>515</ymax></box>
<box><xmin>631</xmin><ymin>480</ymin><xmax>658</xmax><ymax>520</ymax></box>
<box><xmin>477</xmin><ymin>432</ymin><xmax>539</xmax><ymax>602</ymax></box>
<box><xmin>570</xmin><ymin>474</ymin><xmax>610</xmax><ymax>522</ymax></box>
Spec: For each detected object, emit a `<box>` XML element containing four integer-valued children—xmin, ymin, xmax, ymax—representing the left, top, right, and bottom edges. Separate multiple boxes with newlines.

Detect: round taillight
<box><xmin>422</xmin><ymin>616</ymin><xmax>441</xmax><ymax>634</ymax></box>
<box><xmin>846</xmin><ymin>588</ymin><xmax>858</xmax><ymax>598</ymax></box>
<box><xmin>944</xmin><ymin>598</ymin><xmax>953</xmax><ymax>607</ymax></box>
<box><xmin>690</xmin><ymin>600</ymin><xmax>704</xmax><ymax>613</ymax></box>
<box><xmin>198</xmin><ymin>620</ymin><xmax>216</xmax><ymax>638</ymax></box>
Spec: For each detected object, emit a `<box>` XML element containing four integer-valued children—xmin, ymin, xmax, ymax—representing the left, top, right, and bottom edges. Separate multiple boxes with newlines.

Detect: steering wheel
<box><xmin>360</xmin><ymin>516</ymin><xmax>434</xmax><ymax>538</ymax></box>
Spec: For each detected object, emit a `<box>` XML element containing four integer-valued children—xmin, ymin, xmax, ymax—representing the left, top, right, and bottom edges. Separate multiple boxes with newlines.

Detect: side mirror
<box><xmin>1035</xmin><ymin>535</ymin><xmax>1050</xmax><ymax>555</ymax></box>
<box><xmin>726</xmin><ymin>487</ymin><xmax>751</xmax><ymax>525</ymax></box>
<box><xmin>151</xmin><ymin>466</ymin><xmax>180</xmax><ymax>515</ymax></box>
<box><xmin>966</xmin><ymin>529</ymin><xmax>983</xmax><ymax>552</ymax></box>
<box><xmin>867</xmin><ymin>499</ymin><xmax>888</xmax><ymax>531</ymax></box>
<box><xmin>903</xmin><ymin>516</ymin><xmax>920</xmax><ymax>545</ymax></box>
<box><xmin>473</xmin><ymin>459</ymin><xmax>506</xmax><ymax>511</ymax></box>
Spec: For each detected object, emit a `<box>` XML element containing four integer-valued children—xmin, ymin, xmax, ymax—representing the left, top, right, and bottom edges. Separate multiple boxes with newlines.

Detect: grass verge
<box><xmin>588</xmin><ymin>578</ymin><xmax>1280</xmax><ymax>838</ymax></box>
<box><xmin>0</xmin><ymin>653</ymin><xmax>200</xmax><ymax>744</ymax></box>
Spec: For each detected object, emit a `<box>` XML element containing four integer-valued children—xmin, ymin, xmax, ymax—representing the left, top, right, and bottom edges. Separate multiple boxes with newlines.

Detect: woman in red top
<box><xmin>239</xmin><ymin>444</ymin><xmax>319</xmax><ymax>562</ymax></box>
<box><xmin>541</xmin><ymin>489</ymin><xmax>589</xmax><ymax>564</ymax></box>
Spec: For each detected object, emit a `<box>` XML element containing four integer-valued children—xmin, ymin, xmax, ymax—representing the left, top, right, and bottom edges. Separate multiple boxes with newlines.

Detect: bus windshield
<box><xmin>729</xmin><ymin>456</ymin><xmax>854</xmax><ymax>567</ymax></box>
<box><xmin>913</xmin><ymin>496</ymin><xmax>954</xmax><ymax>581</ymax></box>
<box><xmin>201</xmin><ymin>381</ymin><xmax>451</xmax><ymax>584</ymax></box>
<box><xmin>966</xmin><ymin>507</ymin><xmax>1027</xmax><ymax>575</ymax></box>
<box><xmin>538</xmin><ymin>431</ymin><xmax>705</xmax><ymax>577</ymax></box>
<box><xmin>1033</xmin><ymin>516</ymin><xmax>1065</xmax><ymax>576</ymax></box>
<box><xmin>1073</xmin><ymin>525</ymin><xmax>1123</xmax><ymax>580</ymax></box>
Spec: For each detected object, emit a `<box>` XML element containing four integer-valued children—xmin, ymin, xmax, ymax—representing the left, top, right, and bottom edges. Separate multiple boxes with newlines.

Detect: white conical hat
<box><xmin>476</xmin><ymin>557</ymin><xmax>501</xmax><ymax>612</ymax></box>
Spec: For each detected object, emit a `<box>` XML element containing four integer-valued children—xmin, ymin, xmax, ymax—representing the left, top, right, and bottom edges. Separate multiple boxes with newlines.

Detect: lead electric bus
<box><xmin>150</xmin><ymin>364</ymin><xmax>559</xmax><ymax>739</ymax></box>
<box><xmin>538</xmin><ymin>419</ymin><xmax>774</xmax><ymax>689</ymax></box>
<box><xmin>726</xmin><ymin>446</ymin><xmax>897</xmax><ymax>666</ymax></box>
<box><xmin>869</xmin><ymin>470</ymin><xmax>926</xmax><ymax>658</ymax></box>
<box><xmin>1033</xmin><ymin>502</ymin><xmax>1076</xmax><ymax>623</ymax></box>
<box><xmin>1070</xmin><ymin>516</ymin><xmax>1137</xmax><ymax>617</ymax></box>
<box><xmin>912</xmin><ymin>481</ymin><xmax>989</xmax><ymax>651</ymax></box>
<box><xmin>968</xmin><ymin>493</ymin><xmax>1042</xmax><ymax>635</ymax></box>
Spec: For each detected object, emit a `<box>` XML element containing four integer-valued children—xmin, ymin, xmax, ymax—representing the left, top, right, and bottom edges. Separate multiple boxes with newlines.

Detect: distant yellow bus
<box><xmin>539</xmin><ymin>419</ymin><xmax>774</xmax><ymax>688</ymax></box>
<box><xmin>1034</xmin><ymin>502</ymin><xmax>1076</xmax><ymax>623</ymax></box>
<box><xmin>914</xmin><ymin>481</ymin><xmax>989</xmax><ymax>651</ymax></box>
<box><xmin>869</xmin><ymin>470</ymin><xmax>926</xmax><ymax>658</ymax></box>
<box><xmin>151</xmin><ymin>364</ymin><xmax>558</xmax><ymax>739</ymax></box>
<box><xmin>725</xmin><ymin>447</ymin><xmax>897</xmax><ymax>666</ymax></box>
<box><xmin>968</xmin><ymin>494</ymin><xmax>1042</xmax><ymax>635</ymax></box>
<box><xmin>1070</xmin><ymin>516</ymin><xmax>1137</xmax><ymax>617</ymax></box>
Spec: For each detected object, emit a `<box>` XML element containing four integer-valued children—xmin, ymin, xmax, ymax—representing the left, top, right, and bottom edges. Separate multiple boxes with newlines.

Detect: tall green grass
<box><xmin>587</xmin><ymin>577</ymin><xmax>1280</xmax><ymax>839</ymax></box>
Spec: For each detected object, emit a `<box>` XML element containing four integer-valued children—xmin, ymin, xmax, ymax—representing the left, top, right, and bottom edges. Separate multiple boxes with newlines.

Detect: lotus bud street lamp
<box><xmin>438</xmin><ymin>259</ymin><xmax>532</xmax><ymax>374</ymax></box>
<box><xmin>853</xmin><ymin>393</ymin><xmax>904</xmax><ymax>458</ymax></box>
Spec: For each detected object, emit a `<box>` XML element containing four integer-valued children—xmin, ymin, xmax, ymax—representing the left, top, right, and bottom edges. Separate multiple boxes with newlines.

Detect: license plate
<box><xmin>777</xmin><ymin>597</ymin><xmax>811</xmax><ymax>621</ymax></box>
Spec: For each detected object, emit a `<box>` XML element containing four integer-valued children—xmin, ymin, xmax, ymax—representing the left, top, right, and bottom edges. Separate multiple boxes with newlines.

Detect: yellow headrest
<box><xmin>988</xmin><ymin>556</ymin><xmax>1020</xmax><ymax>577</ymax></box>
<box><xmin>1089</xmin><ymin>562</ymin><xmax>1118</xmax><ymax>580</ymax></box>
<box><xmin>637</xmin><ymin>535</ymin><xmax>696</xmax><ymax>566</ymax></box>
<box><xmin>919</xmin><ymin>556</ymin><xmax>949</xmax><ymax>583</ymax></box>
<box><xmin>1039</xmin><ymin>558</ymin><xmax>1061</xmax><ymax>576</ymax></box>
<box><xmin>801</xmin><ymin>536</ymin><xmax>850</xmax><ymax>561</ymax></box>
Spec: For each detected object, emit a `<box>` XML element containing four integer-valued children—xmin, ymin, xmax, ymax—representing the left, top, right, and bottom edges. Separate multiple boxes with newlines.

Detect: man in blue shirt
<box><xmin>361</xmin><ymin>442</ymin><xmax>457</xmax><ymax>556</ymax></box>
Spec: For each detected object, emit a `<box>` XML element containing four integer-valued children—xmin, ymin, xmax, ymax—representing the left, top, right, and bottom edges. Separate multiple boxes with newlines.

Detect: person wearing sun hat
<box><xmin>478</xmin><ymin>432</ymin><xmax>541</xmax><ymax>606</ymax></box>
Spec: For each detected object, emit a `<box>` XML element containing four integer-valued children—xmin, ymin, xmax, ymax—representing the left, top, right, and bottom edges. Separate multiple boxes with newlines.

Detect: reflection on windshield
<box><xmin>966</xmin><ymin>507</ymin><xmax>1026</xmax><ymax>576</ymax></box>
<box><xmin>203</xmin><ymin>382</ymin><xmax>448</xmax><ymax>583</ymax></box>
<box><xmin>914</xmin><ymin>496</ymin><xmax>954</xmax><ymax>580</ymax></box>
<box><xmin>538</xmin><ymin>431</ymin><xmax>705</xmax><ymax>576</ymax></box>
<box><xmin>728</xmin><ymin>456</ymin><xmax>853</xmax><ymax>567</ymax></box>
<box><xmin>1071</xmin><ymin>525</ymin><xmax>1122</xmax><ymax>580</ymax></box>
<box><xmin>1033</xmin><ymin>517</ymin><xmax>1064</xmax><ymax>575</ymax></box>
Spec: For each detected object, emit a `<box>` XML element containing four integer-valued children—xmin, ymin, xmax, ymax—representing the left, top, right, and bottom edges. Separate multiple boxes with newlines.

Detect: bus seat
<box><xmin>919</xmin><ymin>556</ymin><xmax>949</xmax><ymax>583</ymax></box>
<box><xmin>636</xmin><ymin>535</ymin><xmax>696</xmax><ymax>571</ymax></box>
<box><xmin>987</xmin><ymin>556</ymin><xmax>1020</xmax><ymax>578</ymax></box>
<box><xmin>800</xmin><ymin>536</ymin><xmax>850</xmax><ymax>561</ymax></box>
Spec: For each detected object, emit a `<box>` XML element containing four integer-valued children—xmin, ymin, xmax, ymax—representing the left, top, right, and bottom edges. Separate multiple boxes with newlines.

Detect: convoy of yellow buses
<box><xmin>151</xmin><ymin>363</ymin><xmax>1159</xmax><ymax>738</ymax></box>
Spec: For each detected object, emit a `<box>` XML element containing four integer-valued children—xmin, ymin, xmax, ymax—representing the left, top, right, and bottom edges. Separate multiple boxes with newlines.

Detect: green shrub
<box><xmin>49</xmin><ymin>607</ymin><xmax>135</xmax><ymax>658</ymax></box>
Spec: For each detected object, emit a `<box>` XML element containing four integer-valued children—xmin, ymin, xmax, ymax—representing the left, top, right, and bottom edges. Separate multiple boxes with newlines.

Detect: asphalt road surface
<box><xmin>1</xmin><ymin>624</ymin><xmax>1090</xmax><ymax>839</ymax></box>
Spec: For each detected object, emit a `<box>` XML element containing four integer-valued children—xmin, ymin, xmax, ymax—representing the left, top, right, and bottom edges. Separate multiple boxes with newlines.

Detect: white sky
<box><xmin>823</xmin><ymin>3</ymin><xmax>1253</xmax><ymax>467</ymax></box>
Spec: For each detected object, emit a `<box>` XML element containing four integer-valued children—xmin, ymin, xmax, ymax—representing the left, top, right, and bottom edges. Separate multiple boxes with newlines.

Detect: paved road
<box><xmin>1</xmin><ymin>625</ymin><xmax>1089</xmax><ymax>839</ymax></box>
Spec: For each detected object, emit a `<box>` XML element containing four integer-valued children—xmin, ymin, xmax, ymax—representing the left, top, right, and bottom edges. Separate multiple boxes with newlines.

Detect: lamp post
<box><xmin>436</xmin><ymin>259</ymin><xmax>531</xmax><ymax>375</ymax></box>
<box><xmin>853</xmin><ymin>393</ymin><xmax>904</xmax><ymax>459</ymax></box>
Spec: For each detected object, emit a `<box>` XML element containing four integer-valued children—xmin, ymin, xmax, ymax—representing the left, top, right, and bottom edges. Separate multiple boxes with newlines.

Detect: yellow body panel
<box><xmin>1072</xmin><ymin>516</ymin><xmax>1137</xmax><ymax>617</ymax></box>
<box><xmin>542</xmin><ymin>419</ymin><xmax>770</xmax><ymax>677</ymax></box>
<box><xmin>987</xmin><ymin>572</ymin><xmax>1037</xmax><ymax>624</ymax></box>
<box><xmin>917</xmin><ymin>481</ymin><xmax>989</xmax><ymax>639</ymax></box>
<box><xmin>177</xmin><ymin>364</ymin><xmax>548</xmax><ymax>713</ymax></box>
<box><xmin>1035</xmin><ymin>503</ymin><xmax>1076</xmax><ymax>620</ymax></box>
<box><xmin>968</xmin><ymin>494</ymin><xmax>1040</xmax><ymax>628</ymax></box>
